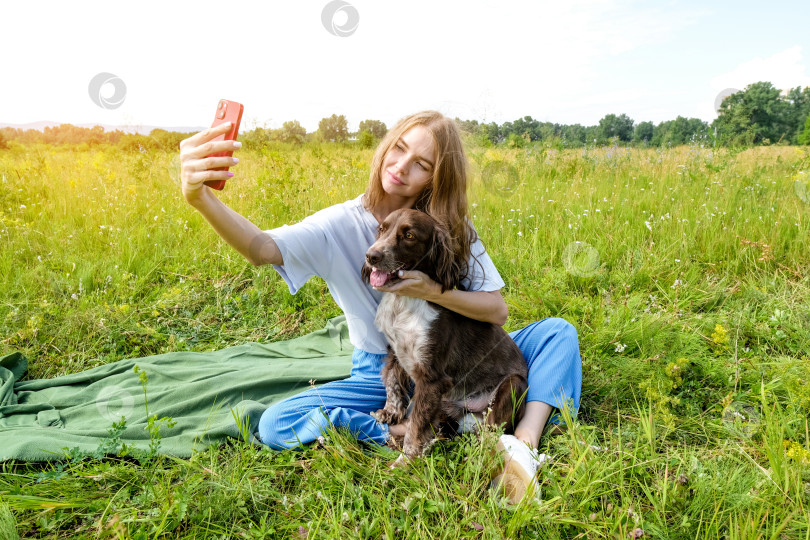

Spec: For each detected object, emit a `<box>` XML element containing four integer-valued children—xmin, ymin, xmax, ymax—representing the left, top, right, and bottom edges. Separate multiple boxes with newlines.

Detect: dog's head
<box><xmin>361</xmin><ymin>208</ymin><xmax>461</xmax><ymax>293</ymax></box>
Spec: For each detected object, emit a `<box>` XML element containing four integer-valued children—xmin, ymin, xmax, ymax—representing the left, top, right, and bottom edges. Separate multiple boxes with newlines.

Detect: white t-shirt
<box><xmin>266</xmin><ymin>195</ymin><xmax>505</xmax><ymax>354</ymax></box>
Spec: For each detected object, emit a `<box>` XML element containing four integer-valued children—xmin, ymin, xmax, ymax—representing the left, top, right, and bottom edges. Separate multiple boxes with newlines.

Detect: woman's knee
<box><xmin>519</xmin><ymin>317</ymin><xmax>578</xmax><ymax>345</ymax></box>
<box><xmin>545</xmin><ymin>317</ymin><xmax>579</xmax><ymax>342</ymax></box>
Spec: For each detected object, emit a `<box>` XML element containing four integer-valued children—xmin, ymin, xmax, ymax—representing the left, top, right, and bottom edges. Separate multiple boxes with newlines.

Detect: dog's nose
<box><xmin>366</xmin><ymin>249</ymin><xmax>381</xmax><ymax>265</ymax></box>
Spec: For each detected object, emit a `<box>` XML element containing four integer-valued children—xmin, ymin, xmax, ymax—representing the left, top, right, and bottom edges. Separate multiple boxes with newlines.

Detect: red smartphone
<box><xmin>204</xmin><ymin>99</ymin><xmax>244</xmax><ymax>190</ymax></box>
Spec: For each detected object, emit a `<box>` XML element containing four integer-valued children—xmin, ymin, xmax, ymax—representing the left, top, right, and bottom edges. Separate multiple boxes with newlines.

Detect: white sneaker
<box><xmin>491</xmin><ymin>434</ymin><xmax>550</xmax><ymax>504</ymax></box>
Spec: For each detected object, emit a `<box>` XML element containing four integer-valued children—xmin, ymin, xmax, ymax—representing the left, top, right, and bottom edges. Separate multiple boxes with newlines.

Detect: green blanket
<box><xmin>0</xmin><ymin>316</ymin><xmax>353</xmax><ymax>462</ymax></box>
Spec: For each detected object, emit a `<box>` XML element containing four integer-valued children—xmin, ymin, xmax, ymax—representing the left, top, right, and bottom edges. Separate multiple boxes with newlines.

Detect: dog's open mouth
<box><xmin>369</xmin><ymin>266</ymin><xmax>403</xmax><ymax>287</ymax></box>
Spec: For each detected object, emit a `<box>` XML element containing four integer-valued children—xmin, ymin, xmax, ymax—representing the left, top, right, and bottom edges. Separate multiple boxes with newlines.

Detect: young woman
<box><xmin>179</xmin><ymin>110</ymin><xmax>582</xmax><ymax>503</ymax></box>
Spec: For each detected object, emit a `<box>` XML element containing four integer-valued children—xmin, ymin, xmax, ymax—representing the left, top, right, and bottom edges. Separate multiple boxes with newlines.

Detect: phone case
<box><xmin>204</xmin><ymin>99</ymin><xmax>244</xmax><ymax>190</ymax></box>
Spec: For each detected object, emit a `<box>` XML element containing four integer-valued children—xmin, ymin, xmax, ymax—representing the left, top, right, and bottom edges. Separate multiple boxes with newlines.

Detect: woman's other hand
<box><xmin>373</xmin><ymin>269</ymin><xmax>441</xmax><ymax>300</ymax></box>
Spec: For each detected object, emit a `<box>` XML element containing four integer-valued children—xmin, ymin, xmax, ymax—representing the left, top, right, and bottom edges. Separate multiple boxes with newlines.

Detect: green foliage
<box><xmin>358</xmin><ymin>119</ymin><xmax>387</xmax><ymax>139</ymax></box>
<box><xmin>713</xmin><ymin>82</ymin><xmax>794</xmax><ymax>145</ymax></box>
<box><xmin>598</xmin><ymin>113</ymin><xmax>634</xmax><ymax>142</ymax></box>
<box><xmin>453</xmin><ymin>117</ymin><xmax>480</xmax><ymax>137</ymax></box>
<box><xmin>478</xmin><ymin>122</ymin><xmax>500</xmax><ymax>146</ymax></box>
<box><xmin>148</xmin><ymin>128</ymin><xmax>188</xmax><ymax>151</ymax></box>
<box><xmin>560</xmin><ymin>123</ymin><xmax>588</xmax><ymax>146</ymax></box>
<box><xmin>506</xmin><ymin>132</ymin><xmax>528</xmax><ymax>148</ymax></box>
<box><xmin>280</xmin><ymin>120</ymin><xmax>307</xmax><ymax>144</ymax></box>
<box><xmin>798</xmin><ymin>112</ymin><xmax>810</xmax><ymax>145</ymax></box>
<box><xmin>357</xmin><ymin>129</ymin><xmax>375</xmax><ymax>149</ymax></box>
<box><xmin>633</xmin><ymin>121</ymin><xmax>654</xmax><ymax>144</ymax></box>
<box><xmin>318</xmin><ymin>114</ymin><xmax>349</xmax><ymax>142</ymax></box>
<box><xmin>651</xmin><ymin>116</ymin><xmax>709</xmax><ymax>146</ymax></box>
<box><xmin>0</xmin><ymin>497</ymin><xmax>19</xmax><ymax>540</ymax></box>
<box><xmin>785</xmin><ymin>86</ymin><xmax>810</xmax><ymax>143</ymax></box>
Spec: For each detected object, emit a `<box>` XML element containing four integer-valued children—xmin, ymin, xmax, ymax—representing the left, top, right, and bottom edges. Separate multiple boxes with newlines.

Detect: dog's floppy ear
<box><xmin>431</xmin><ymin>221</ymin><xmax>461</xmax><ymax>293</ymax></box>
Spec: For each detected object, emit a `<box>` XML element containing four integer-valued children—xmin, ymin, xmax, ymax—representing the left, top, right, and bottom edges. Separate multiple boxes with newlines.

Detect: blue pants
<box><xmin>258</xmin><ymin>317</ymin><xmax>582</xmax><ymax>450</ymax></box>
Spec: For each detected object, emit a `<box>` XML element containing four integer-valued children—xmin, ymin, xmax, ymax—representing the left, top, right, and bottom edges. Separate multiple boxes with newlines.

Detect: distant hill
<box><xmin>0</xmin><ymin>121</ymin><xmax>206</xmax><ymax>135</ymax></box>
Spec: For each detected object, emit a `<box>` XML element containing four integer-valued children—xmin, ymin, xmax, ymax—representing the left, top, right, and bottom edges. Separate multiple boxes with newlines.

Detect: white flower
<box><xmin>615</xmin><ymin>342</ymin><xmax>627</xmax><ymax>353</ymax></box>
<box><xmin>671</xmin><ymin>279</ymin><xmax>683</xmax><ymax>289</ymax></box>
<box><xmin>644</xmin><ymin>221</ymin><xmax>652</xmax><ymax>231</ymax></box>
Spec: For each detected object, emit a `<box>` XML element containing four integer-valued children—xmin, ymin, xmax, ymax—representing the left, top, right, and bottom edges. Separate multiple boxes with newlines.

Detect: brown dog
<box><xmin>361</xmin><ymin>208</ymin><xmax>528</xmax><ymax>461</ymax></box>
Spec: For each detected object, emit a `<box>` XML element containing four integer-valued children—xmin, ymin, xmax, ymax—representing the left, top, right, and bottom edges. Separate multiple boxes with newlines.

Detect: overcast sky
<box><xmin>2</xmin><ymin>0</ymin><xmax>809</xmax><ymax>132</ymax></box>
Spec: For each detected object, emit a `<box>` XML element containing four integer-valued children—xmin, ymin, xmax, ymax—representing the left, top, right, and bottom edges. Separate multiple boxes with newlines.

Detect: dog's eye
<box><xmin>404</xmin><ymin>232</ymin><xmax>415</xmax><ymax>240</ymax></box>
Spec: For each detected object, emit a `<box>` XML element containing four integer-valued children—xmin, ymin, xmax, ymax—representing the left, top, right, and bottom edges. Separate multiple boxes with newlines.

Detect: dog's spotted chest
<box><xmin>374</xmin><ymin>294</ymin><xmax>438</xmax><ymax>375</ymax></box>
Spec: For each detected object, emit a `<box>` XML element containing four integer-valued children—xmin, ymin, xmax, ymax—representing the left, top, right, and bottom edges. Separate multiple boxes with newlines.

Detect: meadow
<box><xmin>0</xmin><ymin>137</ymin><xmax>809</xmax><ymax>538</ymax></box>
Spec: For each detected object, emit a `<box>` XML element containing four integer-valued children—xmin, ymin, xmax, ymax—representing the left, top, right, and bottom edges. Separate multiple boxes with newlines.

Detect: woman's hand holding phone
<box><xmin>178</xmin><ymin>123</ymin><xmax>241</xmax><ymax>204</ymax></box>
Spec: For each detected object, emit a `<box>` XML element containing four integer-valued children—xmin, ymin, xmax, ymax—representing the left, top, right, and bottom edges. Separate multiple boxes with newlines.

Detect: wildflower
<box><xmin>785</xmin><ymin>440</ymin><xmax>810</xmax><ymax>465</ymax></box>
<box><xmin>671</xmin><ymin>279</ymin><xmax>683</xmax><ymax>288</ymax></box>
<box><xmin>614</xmin><ymin>342</ymin><xmax>627</xmax><ymax>353</ymax></box>
<box><xmin>711</xmin><ymin>324</ymin><xmax>730</xmax><ymax>354</ymax></box>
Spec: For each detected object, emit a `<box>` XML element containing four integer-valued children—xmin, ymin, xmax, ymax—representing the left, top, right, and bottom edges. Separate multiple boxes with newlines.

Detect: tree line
<box><xmin>459</xmin><ymin>82</ymin><xmax>810</xmax><ymax>148</ymax></box>
<box><xmin>1</xmin><ymin>81</ymin><xmax>808</xmax><ymax>151</ymax></box>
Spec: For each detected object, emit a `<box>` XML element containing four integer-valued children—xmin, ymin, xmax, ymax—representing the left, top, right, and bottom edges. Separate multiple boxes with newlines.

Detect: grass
<box><xmin>1</xmin><ymin>138</ymin><xmax>809</xmax><ymax>538</ymax></box>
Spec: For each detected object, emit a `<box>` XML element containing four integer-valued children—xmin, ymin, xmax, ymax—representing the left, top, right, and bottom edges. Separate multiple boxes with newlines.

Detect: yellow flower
<box><xmin>784</xmin><ymin>440</ymin><xmax>810</xmax><ymax>465</ymax></box>
<box><xmin>711</xmin><ymin>324</ymin><xmax>730</xmax><ymax>354</ymax></box>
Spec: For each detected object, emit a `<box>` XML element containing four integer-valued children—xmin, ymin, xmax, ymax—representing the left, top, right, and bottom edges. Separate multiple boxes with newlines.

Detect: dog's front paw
<box><xmin>372</xmin><ymin>407</ymin><xmax>406</xmax><ymax>425</ymax></box>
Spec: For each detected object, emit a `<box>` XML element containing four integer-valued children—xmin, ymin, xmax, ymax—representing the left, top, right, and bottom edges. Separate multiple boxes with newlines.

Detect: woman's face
<box><xmin>380</xmin><ymin>125</ymin><xmax>436</xmax><ymax>203</ymax></box>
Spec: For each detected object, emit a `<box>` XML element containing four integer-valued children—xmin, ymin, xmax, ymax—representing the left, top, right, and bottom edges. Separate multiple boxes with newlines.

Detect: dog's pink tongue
<box><xmin>370</xmin><ymin>269</ymin><xmax>390</xmax><ymax>287</ymax></box>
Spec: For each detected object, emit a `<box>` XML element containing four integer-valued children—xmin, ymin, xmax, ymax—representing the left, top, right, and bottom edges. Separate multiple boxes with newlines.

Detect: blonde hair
<box><xmin>363</xmin><ymin>111</ymin><xmax>478</xmax><ymax>283</ymax></box>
